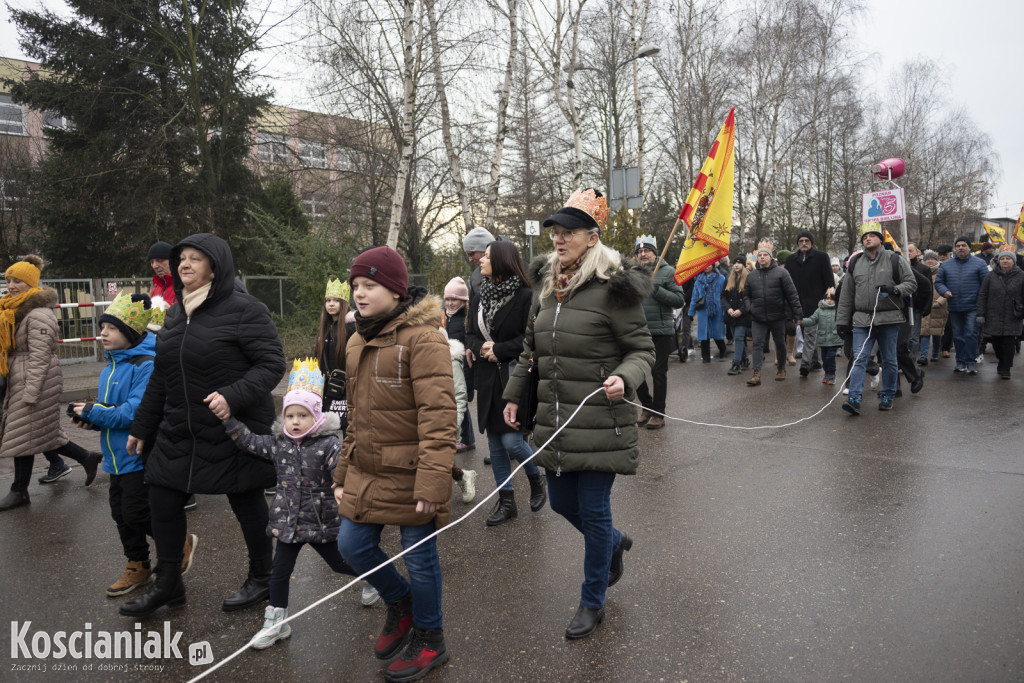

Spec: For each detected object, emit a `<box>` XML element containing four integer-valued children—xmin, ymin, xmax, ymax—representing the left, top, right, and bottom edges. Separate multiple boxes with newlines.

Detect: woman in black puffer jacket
<box><xmin>123</xmin><ymin>233</ymin><xmax>286</xmax><ymax>618</ymax></box>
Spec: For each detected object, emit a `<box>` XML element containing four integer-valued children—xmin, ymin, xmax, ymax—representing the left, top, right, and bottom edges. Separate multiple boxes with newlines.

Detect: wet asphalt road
<box><xmin>1</xmin><ymin>353</ymin><xmax>1022</xmax><ymax>682</ymax></box>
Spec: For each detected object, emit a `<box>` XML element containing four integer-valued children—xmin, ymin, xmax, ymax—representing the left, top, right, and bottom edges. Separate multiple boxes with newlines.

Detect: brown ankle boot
<box><xmin>107</xmin><ymin>560</ymin><xmax>153</xmax><ymax>596</ymax></box>
<box><xmin>746</xmin><ymin>368</ymin><xmax>761</xmax><ymax>386</ymax></box>
<box><xmin>776</xmin><ymin>364</ymin><xmax>786</xmax><ymax>381</ymax></box>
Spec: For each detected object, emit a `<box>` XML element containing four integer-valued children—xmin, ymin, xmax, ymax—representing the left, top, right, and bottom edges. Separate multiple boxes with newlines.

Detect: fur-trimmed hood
<box><xmin>271</xmin><ymin>410</ymin><xmax>341</xmax><ymax>438</ymax></box>
<box><xmin>526</xmin><ymin>253</ymin><xmax>650</xmax><ymax>308</ymax></box>
<box><xmin>12</xmin><ymin>287</ymin><xmax>59</xmax><ymax>325</ymax></box>
<box><xmin>448</xmin><ymin>336</ymin><xmax>465</xmax><ymax>364</ymax></box>
<box><xmin>400</xmin><ymin>294</ymin><xmax>444</xmax><ymax>329</ymax></box>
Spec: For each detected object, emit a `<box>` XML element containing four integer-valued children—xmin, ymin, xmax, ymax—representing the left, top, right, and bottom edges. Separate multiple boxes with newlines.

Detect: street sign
<box><xmin>611</xmin><ymin>167</ymin><xmax>640</xmax><ymax>201</ymax></box>
<box><xmin>862</xmin><ymin>188</ymin><xmax>905</xmax><ymax>223</ymax></box>
<box><xmin>524</xmin><ymin>220</ymin><xmax>540</xmax><ymax>236</ymax></box>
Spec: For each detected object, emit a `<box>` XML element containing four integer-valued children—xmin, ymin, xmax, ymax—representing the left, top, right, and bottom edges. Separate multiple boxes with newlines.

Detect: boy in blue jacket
<box><xmin>71</xmin><ymin>293</ymin><xmax>196</xmax><ymax>597</ymax></box>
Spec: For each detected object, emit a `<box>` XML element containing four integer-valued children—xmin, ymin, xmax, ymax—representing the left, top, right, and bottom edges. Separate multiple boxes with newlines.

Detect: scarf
<box><xmin>355</xmin><ymin>300</ymin><xmax>409</xmax><ymax>342</ymax></box>
<box><xmin>0</xmin><ymin>287</ymin><xmax>43</xmax><ymax>377</ymax></box>
<box><xmin>182</xmin><ymin>283</ymin><xmax>212</xmax><ymax>317</ymax></box>
<box><xmin>554</xmin><ymin>253</ymin><xmax>588</xmax><ymax>302</ymax></box>
<box><xmin>478</xmin><ymin>275</ymin><xmax>521</xmax><ymax>332</ymax></box>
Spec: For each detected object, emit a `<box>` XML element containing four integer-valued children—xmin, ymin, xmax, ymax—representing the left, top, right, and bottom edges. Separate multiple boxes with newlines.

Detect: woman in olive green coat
<box><xmin>502</xmin><ymin>188</ymin><xmax>654</xmax><ymax>640</ymax></box>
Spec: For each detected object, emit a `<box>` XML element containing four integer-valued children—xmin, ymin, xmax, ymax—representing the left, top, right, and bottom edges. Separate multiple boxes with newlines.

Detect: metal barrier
<box><xmin>43</xmin><ymin>278</ymin><xmax>100</xmax><ymax>364</ymax></box>
<box><xmin>243</xmin><ymin>276</ymin><xmax>299</xmax><ymax>318</ymax></box>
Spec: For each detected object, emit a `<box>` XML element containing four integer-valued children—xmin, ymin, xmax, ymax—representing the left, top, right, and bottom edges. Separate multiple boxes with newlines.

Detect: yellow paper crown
<box><xmin>105</xmin><ymin>293</ymin><xmax>153</xmax><ymax>335</ymax></box>
<box><xmin>287</xmin><ymin>358</ymin><xmax>325</xmax><ymax>397</ymax></box>
<box><xmin>147</xmin><ymin>296</ymin><xmax>169</xmax><ymax>331</ymax></box>
<box><xmin>325</xmin><ymin>278</ymin><xmax>350</xmax><ymax>300</ymax></box>
<box><xmin>565</xmin><ymin>188</ymin><xmax>610</xmax><ymax>231</ymax></box>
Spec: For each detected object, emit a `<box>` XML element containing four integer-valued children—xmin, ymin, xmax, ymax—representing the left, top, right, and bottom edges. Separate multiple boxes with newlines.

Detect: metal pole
<box><xmin>607</xmin><ymin>71</ymin><xmax>614</xmax><ymax>198</ymax></box>
<box><xmin>529</xmin><ymin>235</ymin><xmax>534</xmax><ymax>262</ymax></box>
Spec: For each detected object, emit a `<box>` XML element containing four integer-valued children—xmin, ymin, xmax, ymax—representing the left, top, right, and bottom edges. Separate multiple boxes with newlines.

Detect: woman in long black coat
<box><xmin>122</xmin><ymin>233</ymin><xmax>286</xmax><ymax>618</ymax></box>
<box><xmin>466</xmin><ymin>240</ymin><xmax>546</xmax><ymax>526</ymax></box>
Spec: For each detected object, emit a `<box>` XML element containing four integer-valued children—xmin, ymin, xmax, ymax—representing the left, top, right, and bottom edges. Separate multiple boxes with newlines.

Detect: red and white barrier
<box><xmin>56</xmin><ymin>301</ymin><xmax>113</xmax><ymax>343</ymax></box>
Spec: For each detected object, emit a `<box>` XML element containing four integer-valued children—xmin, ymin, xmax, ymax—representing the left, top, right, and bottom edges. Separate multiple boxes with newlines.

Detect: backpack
<box><xmin>847</xmin><ymin>251</ymin><xmax>932</xmax><ymax>317</ymax></box>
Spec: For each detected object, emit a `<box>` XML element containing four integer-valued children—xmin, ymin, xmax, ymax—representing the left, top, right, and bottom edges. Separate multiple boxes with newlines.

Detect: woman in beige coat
<box><xmin>919</xmin><ymin>250</ymin><xmax>949</xmax><ymax>365</ymax></box>
<box><xmin>0</xmin><ymin>256</ymin><xmax>100</xmax><ymax>511</ymax></box>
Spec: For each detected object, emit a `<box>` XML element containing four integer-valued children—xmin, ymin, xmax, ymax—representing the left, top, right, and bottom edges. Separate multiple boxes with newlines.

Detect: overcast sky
<box><xmin>2</xmin><ymin>0</ymin><xmax>1021</xmax><ymax>219</ymax></box>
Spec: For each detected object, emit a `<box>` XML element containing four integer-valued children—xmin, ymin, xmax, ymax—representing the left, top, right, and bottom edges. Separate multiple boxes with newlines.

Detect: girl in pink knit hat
<box><xmin>443</xmin><ymin>277</ymin><xmax>476</xmax><ymax>455</ymax></box>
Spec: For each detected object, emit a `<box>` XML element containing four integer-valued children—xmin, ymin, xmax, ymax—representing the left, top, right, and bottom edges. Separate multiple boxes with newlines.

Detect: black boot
<box><xmin>119</xmin><ymin>561</ymin><xmax>185</xmax><ymax>617</ymax></box>
<box><xmin>526</xmin><ymin>472</ymin><xmax>547</xmax><ymax>512</ymax></box>
<box><xmin>82</xmin><ymin>451</ymin><xmax>102</xmax><ymax>486</ymax></box>
<box><xmin>485</xmin><ymin>490</ymin><xmax>517</xmax><ymax>526</ymax></box>
<box><xmin>565</xmin><ymin>605</ymin><xmax>605</xmax><ymax>639</ymax></box>
<box><xmin>727</xmin><ymin>362</ymin><xmax>741</xmax><ymax>375</ymax></box>
<box><xmin>222</xmin><ymin>556</ymin><xmax>272</xmax><ymax>612</ymax></box>
<box><xmin>385</xmin><ymin>626</ymin><xmax>449</xmax><ymax>681</ymax></box>
<box><xmin>608</xmin><ymin>532</ymin><xmax>633</xmax><ymax>587</ymax></box>
<box><xmin>0</xmin><ymin>490</ymin><xmax>30</xmax><ymax>511</ymax></box>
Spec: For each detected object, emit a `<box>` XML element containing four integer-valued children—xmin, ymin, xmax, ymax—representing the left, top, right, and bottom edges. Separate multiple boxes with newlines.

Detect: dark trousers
<box><xmin>751</xmin><ymin>319</ymin><xmax>786</xmax><ymax>369</ymax></box>
<box><xmin>110</xmin><ymin>470</ymin><xmax>151</xmax><ymax>562</ymax></box>
<box><xmin>700</xmin><ymin>338</ymin><xmax>727</xmax><ymax>361</ymax></box>
<box><xmin>893</xmin><ymin>319</ymin><xmax>921</xmax><ymax>389</ymax></box>
<box><xmin>270</xmin><ymin>539</ymin><xmax>355</xmax><ymax>608</ymax></box>
<box><xmin>636</xmin><ymin>335</ymin><xmax>673</xmax><ymax>413</ymax></box>
<box><xmin>460</xmin><ymin>409</ymin><xmax>475</xmax><ymax>447</ymax></box>
<box><xmin>821</xmin><ymin>346</ymin><xmax>839</xmax><ymax>375</ymax></box>
<box><xmin>941</xmin><ymin>317</ymin><xmax>953</xmax><ymax>352</ymax></box>
<box><xmin>41</xmin><ymin>440</ymin><xmax>93</xmax><ymax>472</ymax></box>
<box><xmin>991</xmin><ymin>335</ymin><xmax>1017</xmax><ymax>372</ymax></box>
<box><xmin>11</xmin><ymin>455</ymin><xmax>34</xmax><ymax>493</ymax></box>
<box><xmin>150</xmin><ymin>484</ymin><xmax>271</xmax><ymax>567</ymax></box>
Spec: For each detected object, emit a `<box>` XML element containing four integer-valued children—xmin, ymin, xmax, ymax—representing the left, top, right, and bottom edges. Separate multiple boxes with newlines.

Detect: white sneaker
<box><xmin>976</xmin><ymin>354</ymin><xmax>984</xmax><ymax>363</ymax></box>
<box><xmin>870</xmin><ymin>374</ymin><xmax>880</xmax><ymax>388</ymax></box>
<box><xmin>250</xmin><ymin>606</ymin><xmax>291</xmax><ymax>649</ymax></box>
<box><xmin>842</xmin><ymin>387</ymin><xmax>849</xmax><ymax>395</ymax></box>
<box><xmin>457</xmin><ymin>469</ymin><xmax>477</xmax><ymax>504</ymax></box>
<box><xmin>361</xmin><ymin>582</ymin><xmax>380</xmax><ymax>607</ymax></box>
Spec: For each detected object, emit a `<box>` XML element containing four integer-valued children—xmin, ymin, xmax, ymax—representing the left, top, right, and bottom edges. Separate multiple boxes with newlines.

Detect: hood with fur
<box><xmin>400</xmin><ymin>294</ymin><xmax>444</xmax><ymax>329</ymax></box>
<box><xmin>13</xmin><ymin>287</ymin><xmax>59</xmax><ymax>325</ymax></box>
<box><xmin>526</xmin><ymin>254</ymin><xmax>649</xmax><ymax>308</ymax></box>
<box><xmin>271</xmin><ymin>411</ymin><xmax>341</xmax><ymax>438</ymax></box>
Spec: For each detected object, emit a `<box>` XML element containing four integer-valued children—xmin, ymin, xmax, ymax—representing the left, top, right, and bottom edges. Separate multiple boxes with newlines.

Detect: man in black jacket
<box><xmin>785</xmin><ymin>230</ymin><xmax>834</xmax><ymax>378</ymax></box>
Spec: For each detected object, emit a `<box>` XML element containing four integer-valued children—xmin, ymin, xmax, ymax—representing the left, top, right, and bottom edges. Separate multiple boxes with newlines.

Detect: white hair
<box><xmin>540</xmin><ymin>229</ymin><xmax>622</xmax><ymax>300</ymax></box>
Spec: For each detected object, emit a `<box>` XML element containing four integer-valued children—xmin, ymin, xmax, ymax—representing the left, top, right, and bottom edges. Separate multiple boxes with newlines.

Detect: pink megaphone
<box><xmin>871</xmin><ymin>158</ymin><xmax>905</xmax><ymax>180</ymax></box>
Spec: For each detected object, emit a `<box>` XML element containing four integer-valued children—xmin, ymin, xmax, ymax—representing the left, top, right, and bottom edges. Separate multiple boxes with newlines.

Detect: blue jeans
<box><xmin>337</xmin><ymin>518</ymin><xmax>443</xmax><ymax>629</ymax></box>
<box><xmin>947</xmin><ymin>310</ymin><xmax>978</xmax><ymax>367</ymax></box>
<box><xmin>488</xmin><ymin>431</ymin><xmax>539</xmax><ymax>491</ymax></box>
<box><xmin>919</xmin><ymin>335</ymin><xmax>941</xmax><ymax>360</ymax></box>
<box><xmin>848</xmin><ymin>324</ymin><xmax>899</xmax><ymax>402</ymax></box>
<box><xmin>546</xmin><ymin>470</ymin><xmax>621</xmax><ymax>609</ymax></box>
<box><xmin>732</xmin><ymin>325</ymin><xmax>749</xmax><ymax>364</ymax></box>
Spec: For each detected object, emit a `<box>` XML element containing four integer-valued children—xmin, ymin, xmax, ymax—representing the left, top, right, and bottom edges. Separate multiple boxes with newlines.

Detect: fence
<box><xmin>43</xmin><ymin>278</ymin><xmax>100</xmax><ymax>364</ymax></box>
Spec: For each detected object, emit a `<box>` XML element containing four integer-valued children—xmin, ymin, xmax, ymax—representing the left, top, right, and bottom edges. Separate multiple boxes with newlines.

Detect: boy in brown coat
<box><xmin>334</xmin><ymin>246</ymin><xmax>456</xmax><ymax>683</ymax></box>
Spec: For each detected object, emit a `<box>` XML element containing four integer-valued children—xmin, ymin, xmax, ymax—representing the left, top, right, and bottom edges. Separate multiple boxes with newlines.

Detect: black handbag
<box><xmin>694</xmin><ymin>295</ymin><xmax>706</xmax><ymax>310</ymax></box>
<box><xmin>324</xmin><ymin>369</ymin><xmax>346</xmax><ymax>400</ymax></box>
<box><xmin>517</xmin><ymin>354</ymin><xmax>539</xmax><ymax>432</ymax></box>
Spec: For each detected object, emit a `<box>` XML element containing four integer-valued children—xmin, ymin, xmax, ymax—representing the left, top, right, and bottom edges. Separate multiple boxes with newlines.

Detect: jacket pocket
<box><xmin>380</xmin><ymin>443</ymin><xmax>419</xmax><ymax>470</ymax></box>
<box><xmin>374</xmin><ymin>346</ymin><xmax>407</xmax><ymax>388</ymax></box>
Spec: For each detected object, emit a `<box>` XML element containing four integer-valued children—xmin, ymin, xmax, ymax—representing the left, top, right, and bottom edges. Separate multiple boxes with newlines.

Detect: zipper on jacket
<box><xmin>551</xmin><ymin>301</ymin><xmax>562</xmax><ymax>475</ymax></box>
<box><xmin>599</xmin><ymin>365</ymin><xmax>621</xmax><ymax>436</ymax></box>
<box><xmin>103</xmin><ymin>352</ymin><xmax>118</xmax><ymax>474</ymax></box>
<box><xmin>182</xmin><ymin>316</ymin><xmax>196</xmax><ymax>493</ymax></box>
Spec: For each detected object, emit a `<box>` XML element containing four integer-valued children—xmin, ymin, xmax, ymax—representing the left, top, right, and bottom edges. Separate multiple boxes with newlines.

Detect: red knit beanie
<box><xmin>349</xmin><ymin>247</ymin><xmax>409</xmax><ymax>298</ymax></box>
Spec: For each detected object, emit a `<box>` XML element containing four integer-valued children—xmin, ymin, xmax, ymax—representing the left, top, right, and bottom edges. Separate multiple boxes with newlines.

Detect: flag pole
<box><xmin>652</xmin><ymin>217</ymin><xmax>683</xmax><ymax>276</ymax></box>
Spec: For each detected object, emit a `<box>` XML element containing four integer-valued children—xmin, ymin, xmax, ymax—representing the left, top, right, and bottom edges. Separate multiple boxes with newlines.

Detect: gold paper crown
<box><xmin>565</xmin><ymin>188</ymin><xmax>610</xmax><ymax>231</ymax></box>
<box><xmin>287</xmin><ymin>358</ymin><xmax>325</xmax><ymax>397</ymax></box>
<box><xmin>105</xmin><ymin>293</ymin><xmax>153</xmax><ymax>335</ymax></box>
<box><xmin>756</xmin><ymin>240</ymin><xmax>774</xmax><ymax>254</ymax></box>
<box><xmin>325</xmin><ymin>278</ymin><xmax>350</xmax><ymax>300</ymax></box>
<box><xmin>147</xmin><ymin>296</ymin><xmax>169</xmax><ymax>331</ymax></box>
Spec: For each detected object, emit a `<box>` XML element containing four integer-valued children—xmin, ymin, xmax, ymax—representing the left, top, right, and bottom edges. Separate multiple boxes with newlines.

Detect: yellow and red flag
<box><xmin>1014</xmin><ymin>204</ymin><xmax>1024</xmax><ymax>244</ymax></box>
<box><xmin>983</xmin><ymin>222</ymin><xmax>1006</xmax><ymax>244</ymax></box>
<box><xmin>882</xmin><ymin>227</ymin><xmax>902</xmax><ymax>253</ymax></box>
<box><xmin>675</xmin><ymin>108</ymin><xmax>735</xmax><ymax>284</ymax></box>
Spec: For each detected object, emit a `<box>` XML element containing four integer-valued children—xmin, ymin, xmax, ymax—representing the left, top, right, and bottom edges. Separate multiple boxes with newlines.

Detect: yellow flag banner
<box><xmin>882</xmin><ymin>227</ymin><xmax>902</xmax><ymax>253</ymax></box>
<box><xmin>983</xmin><ymin>222</ymin><xmax>1006</xmax><ymax>244</ymax></box>
<box><xmin>1015</xmin><ymin>204</ymin><xmax>1024</xmax><ymax>244</ymax></box>
<box><xmin>675</xmin><ymin>108</ymin><xmax>735</xmax><ymax>284</ymax></box>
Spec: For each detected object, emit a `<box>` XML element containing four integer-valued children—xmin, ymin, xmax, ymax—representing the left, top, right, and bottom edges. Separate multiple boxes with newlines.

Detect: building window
<box><xmin>0</xmin><ymin>94</ymin><xmax>27</xmax><ymax>136</ymax></box>
<box><xmin>336</xmin><ymin>146</ymin><xmax>358</xmax><ymax>172</ymax></box>
<box><xmin>301</xmin><ymin>194</ymin><xmax>329</xmax><ymax>220</ymax></box>
<box><xmin>256</xmin><ymin>131</ymin><xmax>289</xmax><ymax>165</ymax></box>
<box><xmin>298</xmin><ymin>139</ymin><xmax>328</xmax><ymax>169</ymax></box>
<box><xmin>41</xmin><ymin>110</ymin><xmax>73</xmax><ymax>131</ymax></box>
<box><xmin>0</xmin><ymin>176</ymin><xmax>27</xmax><ymax>212</ymax></box>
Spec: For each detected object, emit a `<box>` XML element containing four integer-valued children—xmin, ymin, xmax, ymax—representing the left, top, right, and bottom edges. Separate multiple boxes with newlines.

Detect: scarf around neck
<box><xmin>554</xmin><ymin>252</ymin><xmax>588</xmax><ymax>301</ymax></box>
<box><xmin>0</xmin><ymin>287</ymin><xmax>43</xmax><ymax>377</ymax></box>
<box><xmin>479</xmin><ymin>275</ymin><xmax>521</xmax><ymax>332</ymax></box>
<box><xmin>355</xmin><ymin>300</ymin><xmax>409</xmax><ymax>341</ymax></box>
<box><xmin>182</xmin><ymin>282</ymin><xmax>213</xmax><ymax>317</ymax></box>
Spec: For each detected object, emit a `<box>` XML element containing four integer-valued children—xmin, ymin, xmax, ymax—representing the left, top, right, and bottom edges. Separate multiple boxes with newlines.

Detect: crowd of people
<box><xmin>0</xmin><ymin>191</ymin><xmax>1021</xmax><ymax>681</ymax></box>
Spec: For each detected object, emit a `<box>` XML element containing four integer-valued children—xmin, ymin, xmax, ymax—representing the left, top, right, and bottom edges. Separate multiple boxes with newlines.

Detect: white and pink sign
<box><xmin>862</xmin><ymin>188</ymin><xmax>905</xmax><ymax>223</ymax></box>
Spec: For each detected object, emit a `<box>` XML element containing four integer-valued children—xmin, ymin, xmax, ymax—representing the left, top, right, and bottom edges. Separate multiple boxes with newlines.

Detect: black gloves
<box><xmin>836</xmin><ymin>324</ymin><xmax>852</xmax><ymax>339</ymax></box>
<box><xmin>876</xmin><ymin>284</ymin><xmax>896</xmax><ymax>295</ymax></box>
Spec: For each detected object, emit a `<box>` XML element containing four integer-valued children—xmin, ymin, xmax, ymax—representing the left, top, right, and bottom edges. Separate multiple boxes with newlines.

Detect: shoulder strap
<box><xmin>127</xmin><ymin>355</ymin><xmax>155</xmax><ymax>366</ymax></box>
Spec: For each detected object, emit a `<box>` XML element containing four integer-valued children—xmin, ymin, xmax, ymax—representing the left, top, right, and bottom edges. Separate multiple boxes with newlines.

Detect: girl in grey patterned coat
<box><xmin>216</xmin><ymin>387</ymin><xmax>355</xmax><ymax>650</ymax></box>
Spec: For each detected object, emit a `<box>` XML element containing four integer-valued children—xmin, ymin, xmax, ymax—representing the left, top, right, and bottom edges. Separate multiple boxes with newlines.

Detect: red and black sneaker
<box><xmin>385</xmin><ymin>627</ymin><xmax>448</xmax><ymax>682</ymax></box>
<box><xmin>375</xmin><ymin>594</ymin><xmax>413</xmax><ymax>660</ymax></box>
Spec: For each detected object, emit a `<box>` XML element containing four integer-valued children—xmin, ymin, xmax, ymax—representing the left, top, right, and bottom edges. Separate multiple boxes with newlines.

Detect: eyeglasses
<box><xmin>549</xmin><ymin>229</ymin><xmax>584</xmax><ymax>243</ymax></box>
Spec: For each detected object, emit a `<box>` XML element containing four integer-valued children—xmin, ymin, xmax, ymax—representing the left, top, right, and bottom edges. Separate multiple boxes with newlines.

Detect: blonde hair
<box><xmin>725</xmin><ymin>265</ymin><xmax>748</xmax><ymax>292</ymax></box>
<box><xmin>540</xmin><ymin>230</ymin><xmax>622</xmax><ymax>300</ymax></box>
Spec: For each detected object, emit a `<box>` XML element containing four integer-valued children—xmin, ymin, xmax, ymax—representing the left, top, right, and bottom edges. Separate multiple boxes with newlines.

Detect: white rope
<box><xmin>186</xmin><ymin>387</ymin><xmax>606</xmax><ymax>682</ymax></box>
<box><xmin>636</xmin><ymin>290</ymin><xmax>886</xmax><ymax>430</ymax></box>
